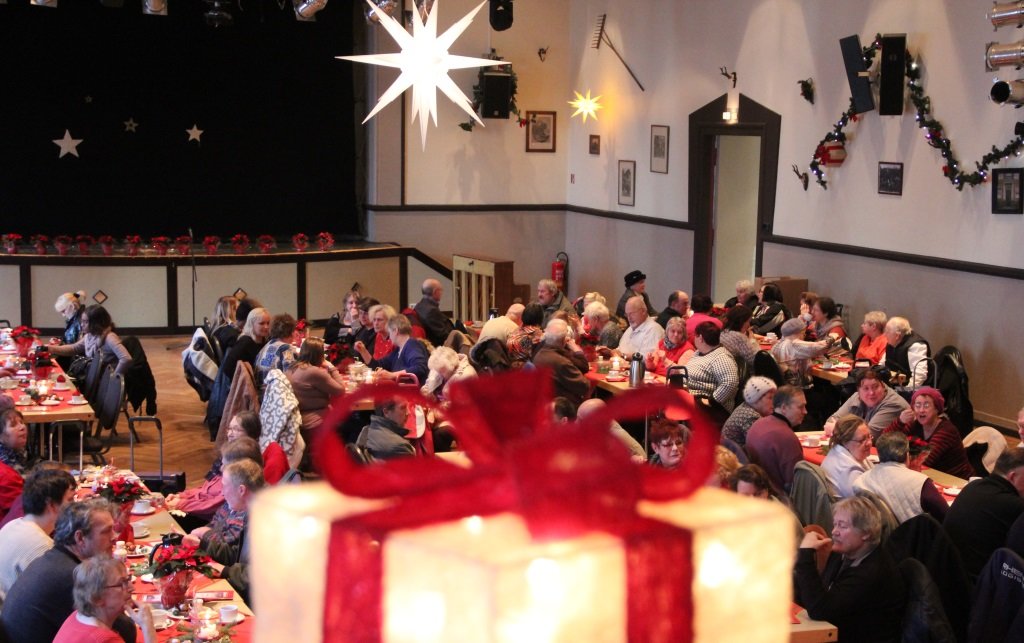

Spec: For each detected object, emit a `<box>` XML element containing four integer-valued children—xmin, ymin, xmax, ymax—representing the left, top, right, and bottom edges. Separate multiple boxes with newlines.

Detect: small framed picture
<box><xmin>618</xmin><ymin>160</ymin><xmax>636</xmax><ymax>206</ymax></box>
<box><xmin>992</xmin><ymin>168</ymin><xmax>1024</xmax><ymax>214</ymax></box>
<box><xmin>525</xmin><ymin>111</ymin><xmax>556</xmax><ymax>153</ymax></box>
<box><xmin>878</xmin><ymin>162</ymin><xmax>903</xmax><ymax>196</ymax></box>
<box><xmin>589</xmin><ymin>134</ymin><xmax>600</xmax><ymax>155</ymax></box>
<box><xmin>650</xmin><ymin>125</ymin><xmax>669</xmax><ymax>173</ymax></box>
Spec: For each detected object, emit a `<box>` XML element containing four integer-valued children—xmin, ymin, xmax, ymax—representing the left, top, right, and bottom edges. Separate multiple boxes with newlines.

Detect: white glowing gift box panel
<box><xmin>639</xmin><ymin>488</ymin><xmax>796</xmax><ymax>643</ymax></box>
<box><xmin>253</xmin><ymin>483</ymin><xmax>794</xmax><ymax>643</ymax></box>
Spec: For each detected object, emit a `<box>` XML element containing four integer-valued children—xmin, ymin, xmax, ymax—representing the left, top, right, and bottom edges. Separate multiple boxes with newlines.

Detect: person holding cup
<box><xmin>883</xmin><ymin>387</ymin><xmax>973</xmax><ymax>479</ymax></box>
<box><xmin>52</xmin><ymin>555</ymin><xmax>157</xmax><ymax>643</ymax></box>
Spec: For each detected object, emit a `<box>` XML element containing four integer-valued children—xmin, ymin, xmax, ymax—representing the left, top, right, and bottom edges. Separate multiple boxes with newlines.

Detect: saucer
<box><xmin>127</xmin><ymin>545</ymin><xmax>153</xmax><ymax>558</ymax></box>
<box><xmin>67</xmin><ymin>399</ymin><xmax>89</xmax><ymax>405</ymax></box>
<box><xmin>14</xmin><ymin>400</ymin><xmax>32</xmax><ymax>406</ymax></box>
<box><xmin>53</xmin><ymin>383</ymin><xmax>71</xmax><ymax>391</ymax></box>
<box><xmin>221</xmin><ymin>613</ymin><xmax>246</xmax><ymax>625</ymax></box>
<box><xmin>131</xmin><ymin>506</ymin><xmax>156</xmax><ymax>516</ymax></box>
<box><xmin>132</xmin><ymin>526</ymin><xmax>151</xmax><ymax>538</ymax></box>
<box><xmin>944</xmin><ymin>487</ymin><xmax>962</xmax><ymax>497</ymax></box>
<box><xmin>40</xmin><ymin>399</ymin><xmax>61</xmax><ymax>406</ymax></box>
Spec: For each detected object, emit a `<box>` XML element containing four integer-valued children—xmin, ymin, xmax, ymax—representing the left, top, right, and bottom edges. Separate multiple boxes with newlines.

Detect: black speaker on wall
<box><xmin>481</xmin><ymin>72</ymin><xmax>512</xmax><ymax>119</ymax></box>
<box><xmin>489</xmin><ymin>0</ymin><xmax>513</xmax><ymax>31</ymax></box>
<box><xmin>879</xmin><ymin>33</ymin><xmax>907</xmax><ymax>115</ymax></box>
<box><xmin>839</xmin><ymin>34</ymin><xmax>875</xmax><ymax>114</ymax></box>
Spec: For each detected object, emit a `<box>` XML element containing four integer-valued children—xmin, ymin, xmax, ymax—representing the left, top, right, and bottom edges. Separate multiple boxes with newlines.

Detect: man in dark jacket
<box><xmin>944</xmin><ymin>449</ymin><xmax>1024</xmax><ymax>580</ymax></box>
<box><xmin>413</xmin><ymin>278</ymin><xmax>455</xmax><ymax>347</ymax></box>
<box><xmin>531</xmin><ymin>319</ymin><xmax>590</xmax><ymax>407</ymax></box>
<box><xmin>884</xmin><ymin>316</ymin><xmax>931</xmax><ymax>390</ymax></box>
<box><xmin>357</xmin><ymin>398</ymin><xmax>416</xmax><ymax>461</ymax></box>
<box><xmin>2</xmin><ymin>499</ymin><xmax>136</xmax><ymax>643</ymax></box>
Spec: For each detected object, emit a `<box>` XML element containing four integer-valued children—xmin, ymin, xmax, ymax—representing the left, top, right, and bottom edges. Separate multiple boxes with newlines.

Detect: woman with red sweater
<box><xmin>884</xmin><ymin>387</ymin><xmax>972</xmax><ymax>479</ymax></box>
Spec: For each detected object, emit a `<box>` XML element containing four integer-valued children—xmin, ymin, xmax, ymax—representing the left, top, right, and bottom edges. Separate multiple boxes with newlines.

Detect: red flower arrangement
<box><xmin>54</xmin><ymin>235</ymin><xmax>73</xmax><ymax>256</ymax></box>
<box><xmin>291</xmin><ymin>232</ymin><xmax>309</xmax><ymax>252</ymax></box>
<box><xmin>174</xmin><ymin>235</ymin><xmax>192</xmax><ymax>255</ymax></box>
<box><xmin>97</xmin><ymin>235</ymin><xmax>115</xmax><ymax>256</ymax></box>
<box><xmin>96</xmin><ymin>475</ymin><xmax>148</xmax><ymax>504</ymax></box>
<box><xmin>143</xmin><ymin>542</ymin><xmax>217</xmax><ymax>579</ymax></box>
<box><xmin>30</xmin><ymin>234</ymin><xmax>49</xmax><ymax>254</ymax></box>
<box><xmin>256</xmin><ymin>234</ymin><xmax>276</xmax><ymax>254</ymax></box>
<box><xmin>2</xmin><ymin>233</ymin><xmax>22</xmax><ymax>254</ymax></box>
<box><xmin>10</xmin><ymin>325</ymin><xmax>40</xmax><ymax>341</ymax></box>
<box><xmin>76</xmin><ymin>235</ymin><xmax>94</xmax><ymax>254</ymax></box>
<box><xmin>151</xmin><ymin>236</ymin><xmax>171</xmax><ymax>256</ymax></box>
<box><xmin>124</xmin><ymin>234</ymin><xmax>142</xmax><ymax>256</ymax></box>
<box><xmin>908</xmin><ymin>435</ymin><xmax>930</xmax><ymax>456</ymax></box>
<box><xmin>317</xmin><ymin>231</ymin><xmax>335</xmax><ymax>252</ymax></box>
<box><xmin>203</xmin><ymin>235</ymin><xmax>221</xmax><ymax>255</ymax></box>
<box><xmin>230</xmin><ymin>233</ymin><xmax>250</xmax><ymax>254</ymax></box>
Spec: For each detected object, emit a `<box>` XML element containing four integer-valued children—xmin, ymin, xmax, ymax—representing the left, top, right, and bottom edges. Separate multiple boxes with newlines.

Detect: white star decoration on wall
<box><xmin>339</xmin><ymin>0</ymin><xmax>506</xmax><ymax>149</ymax></box>
<box><xmin>569</xmin><ymin>90</ymin><xmax>603</xmax><ymax>123</ymax></box>
<box><xmin>186</xmin><ymin>124</ymin><xmax>204</xmax><ymax>143</ymax></box>
<box><xmin>124</xmin><ymin>118</ymin><xmax>138</xmax><ymax>133</ymax></box>
<box><xmin>52</xmin><ymin>130</ymin><xmax>83</xmax><ymax>158</ymax></box>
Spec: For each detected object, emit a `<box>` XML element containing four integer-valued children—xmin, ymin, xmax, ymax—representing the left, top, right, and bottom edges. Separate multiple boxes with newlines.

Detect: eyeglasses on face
<box><xmin>104</xmin><ymin>577</ymin><xmax>133</xmax><ymax>590</ymax></box>
<box><xmin>658</xmin><ymin>439</ymin><xmax>685</xmax><ymax>449</ymax></box>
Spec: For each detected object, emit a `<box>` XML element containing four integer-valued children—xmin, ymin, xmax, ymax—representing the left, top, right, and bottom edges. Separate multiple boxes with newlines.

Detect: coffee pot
<box><xmin>628</xmin><ymin>352</ymin><xmax>645</xmax><ymax>387</ymax></box>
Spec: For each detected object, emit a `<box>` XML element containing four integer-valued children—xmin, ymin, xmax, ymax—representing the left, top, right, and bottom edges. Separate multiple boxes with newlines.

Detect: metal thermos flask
<box><xmin>629</xmin><ymin>352</ymin><xmax>645</xmax><ymax>387</ymax></box>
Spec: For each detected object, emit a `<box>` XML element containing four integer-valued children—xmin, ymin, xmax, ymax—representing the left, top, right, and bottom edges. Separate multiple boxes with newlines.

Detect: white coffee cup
<box><xmin>17</xmin><ymin>395</ymin><xmax>30</xmax><ymax>404</ymax></box>
<box><xmin>150</xmin><ymin>609</ymin><xmax>170</xmax><ymax>629</ymax></box>
<box><xmin>71</xmin><ymin>394</ymin><xmax>85</xmax><ymax>404</ymax></box>
<box><xmin>219</xmin><ymin>605</ymin><xmax>239</xmax><ymax>624</ymax></box>
<box><xmin>805</xmin><ymin>436</ymin><xmax>820</xmax><ymax>447</ymax></box>
<box><xmin>133</xmin><ymin>498</ymin><xmax>152</xmax><ymax>513</ymax></box>
<box><xmin>132</xmin><ymin>522</ymin><xmax>148</xmax><ymax>538</ymax></box>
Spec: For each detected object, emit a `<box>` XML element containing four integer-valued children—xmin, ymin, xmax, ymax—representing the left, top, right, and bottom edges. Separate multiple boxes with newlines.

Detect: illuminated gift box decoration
<box><xmin>252</xmin><ymin>370</ymin><xmax>794</xmax><ymax>643</ymax></box>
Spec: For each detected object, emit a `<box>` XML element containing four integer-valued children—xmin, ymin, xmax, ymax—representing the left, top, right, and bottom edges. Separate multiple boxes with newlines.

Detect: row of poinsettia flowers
<box><xmin>0</xmin><ymin>232</ymin><xmax>336</xmax><ymax>255</ymax></box>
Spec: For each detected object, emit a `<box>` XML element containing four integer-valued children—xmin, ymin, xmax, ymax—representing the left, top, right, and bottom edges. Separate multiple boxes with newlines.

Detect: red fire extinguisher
<box><xmin>551</xmin><ymin>251</ymin><xmax>569</xmax><ymax>294</ymax></box>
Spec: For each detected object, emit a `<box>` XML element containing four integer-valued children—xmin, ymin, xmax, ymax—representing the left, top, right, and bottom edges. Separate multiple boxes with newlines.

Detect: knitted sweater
<box><xmin>884</xmin><ymin>416</ymin><xmax>973</xmax><ymax>479</ymax></box>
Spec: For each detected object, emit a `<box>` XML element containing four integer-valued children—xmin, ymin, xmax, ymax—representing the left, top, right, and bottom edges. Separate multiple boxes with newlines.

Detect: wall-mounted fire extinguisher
<box><xmin>551</xmin><ymin>251</ymin><xmax>569</xmax><ymax>294</ymax></box>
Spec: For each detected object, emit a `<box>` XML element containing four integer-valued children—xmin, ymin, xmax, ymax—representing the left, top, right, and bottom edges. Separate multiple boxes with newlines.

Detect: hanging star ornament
<box><xmin>186</xmin><ymin>125</ymin><xmax>204</xmax><ymax>143</ymax></box>
<box><xmin>52</xmin><ymin>130</ymin><xmax>83</xmax><ymax>158</ymax></box>
<box><xmin>123</xmin><ymin>118</ymin><xmax>138</xmax><ymax>133</ymax></box>
<box><xmin>569</xmin><ymin>89</ymin><xmax>603</xmax><ymax>123</ymax></box>
<box><xmin>339</xmin><ymin>0</ymin><xmax>507</xmax><ymax>149</ymax></box>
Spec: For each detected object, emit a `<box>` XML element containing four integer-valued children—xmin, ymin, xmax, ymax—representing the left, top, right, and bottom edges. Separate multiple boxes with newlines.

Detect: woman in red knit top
<box><xmin>884</xmin><ymin>387</ymin><xmax>973</xmax><ymax>479</ymax></box>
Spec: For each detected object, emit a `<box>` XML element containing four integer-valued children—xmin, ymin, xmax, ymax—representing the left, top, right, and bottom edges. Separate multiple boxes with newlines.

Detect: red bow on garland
<box><xmin>314</xmin><ymin>368</ymin><xmax>717</xmax><ymax>641</ymax></box>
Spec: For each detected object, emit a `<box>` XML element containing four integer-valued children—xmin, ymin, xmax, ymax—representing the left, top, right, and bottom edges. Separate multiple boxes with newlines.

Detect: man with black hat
<box><xmin>615</xmin><ymin>270</ymin><xmax>656</xmax><ymax>318</ymax></box>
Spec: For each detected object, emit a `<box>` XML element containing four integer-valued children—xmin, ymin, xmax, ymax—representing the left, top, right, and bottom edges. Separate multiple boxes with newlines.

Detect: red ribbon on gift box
<box><xmin>314</xmin><ymin>369</ymin><xmax>717</xmax><ymax>642</ymax></box>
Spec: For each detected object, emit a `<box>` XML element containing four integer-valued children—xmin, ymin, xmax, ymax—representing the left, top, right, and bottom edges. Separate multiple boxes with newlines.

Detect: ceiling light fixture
<box><xmin>294</xmin><ymin>0</ymin><xmax>328</xmax><ymax>22</ymax></box>
<box><xmin>142</xmin><ymin>0</ymin><xmax>168</xmax><ymax>16</ymax></box>
<box><xmin>203</xmin><ymin>0</ymin><xmax>233</xmax><ymax>27</ymax></box>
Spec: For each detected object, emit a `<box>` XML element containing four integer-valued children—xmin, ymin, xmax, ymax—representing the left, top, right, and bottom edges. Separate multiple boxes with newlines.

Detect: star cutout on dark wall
<box><xmin>52</xmin><ymin>129</ymin><xmax>83</xmax><ymax>158</ymax></box>
<box><xmin>124</xmin><ymin>118</ymin><xmax>138</xmax><ymax>133</ymax></box>
<box><xmin>186</xmin><ymin>124</ymin><xmax>204</xmax><ymax>143</ymax></box>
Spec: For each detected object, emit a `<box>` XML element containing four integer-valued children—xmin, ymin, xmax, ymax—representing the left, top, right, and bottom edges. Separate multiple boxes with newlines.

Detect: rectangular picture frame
<box><xmin>877</xmin><ymin>161</ymin><xmax>903</xmax><ymax>196</ymax></box>
<box><xmin>589</xmin><ymin>134</ymin><xmax>601</xmax><ymax>156</ymax></box>
<box><xmin>992</xmin><ymin>168</ymin><xmax>1024</xmax><ymax>214</ymax></box>
<box><xmin>650</xmin><ymin>125</ymin><xmax>669</xmax><ymax>173</ymax></box>
<box><xmin>525</xmin><ymin>111</ymin><xmax>556</xmax><ymax>153</ymax></box>
<box><xmin>618</xmin><ymin>160</ymin><xmax>636</xmax><ymax>207</ymax></box>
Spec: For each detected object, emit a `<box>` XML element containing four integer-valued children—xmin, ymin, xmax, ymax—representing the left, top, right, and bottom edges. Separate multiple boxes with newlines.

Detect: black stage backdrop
<box><xmin>0</xmin><ymin>1</ymin><xmax>360</xmax><ymax>239</ymax></box>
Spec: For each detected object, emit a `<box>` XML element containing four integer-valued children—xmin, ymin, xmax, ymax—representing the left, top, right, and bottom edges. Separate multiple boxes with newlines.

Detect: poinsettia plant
<box><xmin>142</xmin><ymin>542</ymin><xmax>218</xmax><ymax>579</ymax></box>
<box><xmin>256</xmin><ymin>234</ymin><xmax>276</xmax><ymax>253</ymax></box>
<box><xmin>54</xmin><ymin>235</ymin><xmax>73</xmax><ymax>246</ymax></box>
<box><xmin>10</xmin><ymin>325</ymin><xmax>40</xmax><ymax>341</ymax></box>
<box><xmin>230</xmin><ymin>233</ymin><xmax>250</xmax><ymax>253</ymax></box>
<box><xmin>124</xmin><ymin>234</ymin><xmax>142</xmax><ymax>246</ymax></box>
<box><xmin>908</xmin><ymin>435</ymin><xmax>931</xmax><ymax>457</ymax></box>
<box><xmin>316</xmin><ymin>231</ymin><xmax>334</xmax><ymax>251</ymax></box>
<box><xmin>291</xmin><ymin>232</ymin><xmax>309</xmax><ymax>250</ymax></box>
<box><xmin>30</xmin><ymin>234</ymin><xmax>49</xmax><ymax>246</ymax></box>
<box><xmin>95</xmin><ymin>475</ymin><xmax>148</xmax><ymax>504</ymax></box>
<box><xmin>2</xmin><ymin>233</ymin><xmax>22</xmax><ymax>248</ymax></box>
<box><xmin>76</xmin><ymin>235</ymin><xmax>95</xmax><ymax>253</ymax></box>
<box><xmin>97</xmin><ymin>235</ymin><xmax>115</xmax><ymax>246</ymax></box>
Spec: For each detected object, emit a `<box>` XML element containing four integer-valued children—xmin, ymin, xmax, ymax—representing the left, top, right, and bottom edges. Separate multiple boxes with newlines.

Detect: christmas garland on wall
<box><xmin>808</xmin><ymin>34</ymin><xmax>1024</xmax><ymax>191</ymax></box>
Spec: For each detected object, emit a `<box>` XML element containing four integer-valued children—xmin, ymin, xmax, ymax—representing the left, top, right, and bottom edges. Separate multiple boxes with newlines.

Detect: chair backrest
<box><xmin>968</xmin><ymin>548</ymin><xmax>1024</xmax><ymax>642</ymax></box>
<box><xmin>898</xmin><ymin>557</ymin><xmax>957</xmax><ymax>643</ymax></box>
<box><xmin>789</xmin><ymin>460</ymin><xmax>836</xmax><ymax>532</ymax></box>
<box><xmin>752</xmin><ymin>350</ymin><xmax>783</xmax><ymax>385</ymax></box>
<box><xmin>963</xmin><ymin>426</ymin><xmax>1007</xmax><ymax>474</ymax></box>
<box><xmin>934</xmin><ymin>345</ymin><xmax>974</xmax><ymax>438</ymax></box>
<box><xmin>345</xmin><ymin>442</ymin><xmax>372</xmax><ymax>465</ymax></box>
<box><xmin>82</xmin><ymin>355</ymin><xmax>105</xmax><ymax>401</ymax></box>
<box><xmin>95</xmin><ymin>369</ymin><xmax>125</xmax><ymax>434</ymax></box>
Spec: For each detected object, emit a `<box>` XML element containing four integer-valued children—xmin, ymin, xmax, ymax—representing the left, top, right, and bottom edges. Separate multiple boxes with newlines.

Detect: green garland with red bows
<box><xmin>809</xmin><ymin>34</ymin><xmax>1024</xmax><ymax>191</ymax></box>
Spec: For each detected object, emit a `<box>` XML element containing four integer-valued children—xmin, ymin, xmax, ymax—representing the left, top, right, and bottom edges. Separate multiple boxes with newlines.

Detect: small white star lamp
<box><xmin>339</xmin><ymin>0</ymin><xmax>507</xmax><ymax>149</ymax></box>
<box><xmin>569</xmin><ymin>90</ymin><xmax>603</xmax><ymax>123</ymax></box>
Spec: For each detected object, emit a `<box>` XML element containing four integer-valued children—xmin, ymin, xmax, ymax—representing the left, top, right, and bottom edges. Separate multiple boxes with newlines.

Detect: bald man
<box><xmin>414</xmin><ymin>278</ymin><xmax>455</xmax><ymax>347</ymax></box>
<box><xmin>477</xmin><ymin>303</ymin><xmax>525</xmax><ymax>345</ymax></box>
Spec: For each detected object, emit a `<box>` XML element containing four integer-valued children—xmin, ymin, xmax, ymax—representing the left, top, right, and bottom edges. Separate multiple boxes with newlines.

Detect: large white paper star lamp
<box><xmin>569</xmin><ymin>89</ymin><xmax>603</xmax><ymax>123</ymax></box>
<box><xmin>339</xmin><ymin>0</ymin><xmax>507</xmax><ymax>148</ymax></box>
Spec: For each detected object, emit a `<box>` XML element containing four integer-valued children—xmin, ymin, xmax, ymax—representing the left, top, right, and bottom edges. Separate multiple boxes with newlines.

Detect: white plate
<box><xmin>221</xmin><ymin>613</ymin><xmax>246</xmax><ymax>625</ymax></box>
<box><xmin>800</xmin><ymin>440</ymin><xmax>821</xmax><ymax>448</ymax></box>
<box><xmin>53</xmin><ymin>383</ymin><xmax>71</xmax><ymax>390</ymax></box>
<box><xmin>67</xmin><ymin>399</ymin><xmax>89</xmax><ymax>405</ymax></box>
<box><xmin>944</xmin><ymin>487</ymin><xmax>962</xmax><ymax>497</ymax></box>
<box><xmin>15</xmin><ymin>370</ymin><xmax>31</xmax><ymax>376</ymax></box>
<box><xmin>138</xmin><ymin>573</ymin><xmax>155</xmax><ymax>583</ymax></box>
<box><xmin>133</xmin><ymin>526</ymin><xmax>151</xmax><ymax>538</ymax></box>
<box><xmin>14</xmin><ymin>400</ymin><xmax>32</xmax><ymax>406</ymax></box>
<box><xmin>40</xmin><ymin>399</ymin><xmax>61</xmax><ymax>406</ymax></box>
<box><xmin>127</xmin><ymin>545</ymin><xmax>153</xmax><ymax>558</ymax></box>
<box><xmin>131</xmin><ymin>506</ymin><xmax>156</xmax><ymax>516</ymax></box>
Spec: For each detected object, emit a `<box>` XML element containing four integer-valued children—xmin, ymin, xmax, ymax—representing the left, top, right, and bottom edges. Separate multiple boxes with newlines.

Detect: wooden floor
<box><xmin>103</xmin><ymin>336</ymin><xmax>216</xmax><ymax>486</ymax></box>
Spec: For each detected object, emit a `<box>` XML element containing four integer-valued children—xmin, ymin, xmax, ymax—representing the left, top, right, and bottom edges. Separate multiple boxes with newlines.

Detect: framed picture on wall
<box><xmin>589</xmin><ymin>134</ymin><xmax>600</xmax><ymax>155</ymax></box>
<box><xmin>992</xmin><ymin>168</ymin><xmax>1024</xmax><ymax>214</ymax></box>
<box><xmin>650</xmin><ymin>125</ymin><xmax>669</xmax><ymax>173</ymax></box>
<box><xmin>877</xmin><ymin>162</ymin><xmax>903</xmax><ymax>196</ymax></box>
<box><xmin>525</xmin><ymin>111</ymin><xmax>556</xmax><ymax>152</ymax></box>
<box><xmin>618</xmin><ymin>160</ymin><xmax>636</xmax><ymax>206</ymax></box>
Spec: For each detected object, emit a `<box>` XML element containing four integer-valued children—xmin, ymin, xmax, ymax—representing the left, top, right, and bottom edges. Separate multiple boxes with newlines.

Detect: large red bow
<box><xmin>314</xmin><ymin>369</ymin><xmax>717</xmax><ymax>641</ymax></box>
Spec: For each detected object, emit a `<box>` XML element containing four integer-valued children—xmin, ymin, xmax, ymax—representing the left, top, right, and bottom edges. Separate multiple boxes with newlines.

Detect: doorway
<box><xmin>688</xmin><ymin>94</ymin><xmax>781</xmax><ymax>301</ymax></box>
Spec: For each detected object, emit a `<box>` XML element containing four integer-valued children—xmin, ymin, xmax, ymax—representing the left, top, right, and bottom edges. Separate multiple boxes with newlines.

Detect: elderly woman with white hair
<box><xmin>582</xmin><ymin>300</ymin><xmax>623</xmax><ymax>352</ymax></box>
<box><xmin>853</xmin><ymin>311</ymin><xmax>888</xmax><ymax>365</ymax></box>
<box><xmin>52</xmin><ymin>291</ymin><xmax>87</xmax><ymax>346</ymax></box>
<box><xmin>644</xmin><ymin>316</ymin><xmax>694</xmax><ymax>376</ymax></box>
<box><xmin>354</xmin><ymin>303</ymin><xmax>397</xmax><ymax>363</ymax></box>
<box><xmin>721</xmin><ymin>376</ymin><xmax>777</xmax><ymax>447</ymax></box>
<box><xmin>771</xmin><ymin>318</ymin><xmax>834</xmax><ymax>388</ymax></box>
<box><xmin>53</xmin><ymin>556</ymin><xmax>156</xmax><ymax>643</ymax></box>
<box><xmin>421</xmin><ymin>346</ymin><xmax>477</xmax><ymax>403</ymax></box>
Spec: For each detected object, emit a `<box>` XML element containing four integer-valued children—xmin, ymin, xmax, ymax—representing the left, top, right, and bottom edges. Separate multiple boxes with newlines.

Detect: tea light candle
<box><xmin>611</xmin><ymin>357</ymin><xmax>621</xmax><ymax>371</ymax></box>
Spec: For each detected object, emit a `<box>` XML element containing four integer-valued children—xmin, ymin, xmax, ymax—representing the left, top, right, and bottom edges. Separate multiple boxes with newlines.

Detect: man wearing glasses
<box><xmin>2</xmin><ymin>499</ymin><xmax>136</xmax><ymax>643</ymax></box>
